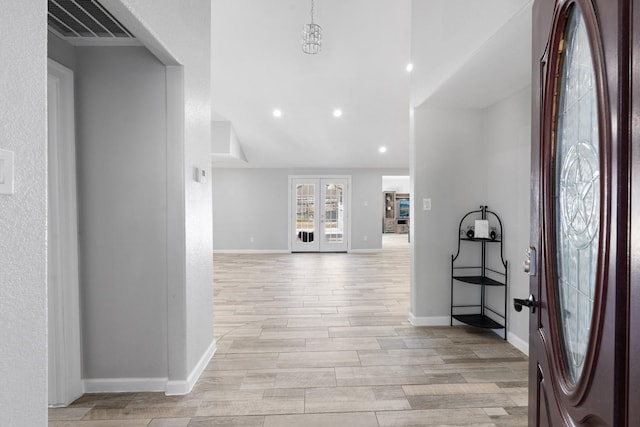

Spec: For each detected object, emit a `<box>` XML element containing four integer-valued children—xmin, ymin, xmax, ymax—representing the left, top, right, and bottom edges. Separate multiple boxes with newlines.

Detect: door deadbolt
<box><xmin>523</xmin><ymin>246</ymin><xmax>537</xmax><ymax>276</ymax></box>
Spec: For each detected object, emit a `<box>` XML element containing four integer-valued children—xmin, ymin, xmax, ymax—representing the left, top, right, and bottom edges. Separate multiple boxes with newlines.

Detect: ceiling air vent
<box><xmin>48</xmin><ymin>0</ymin><xmax>136</xmax><ymax>44</ymax></box>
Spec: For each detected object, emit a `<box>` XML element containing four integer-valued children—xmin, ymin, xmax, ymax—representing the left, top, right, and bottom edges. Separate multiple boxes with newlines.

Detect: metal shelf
<box><xmin>450</xmin><ymin>206</ymin><xmax>508</xmax><ymax>338</ymax></box>
<box><xmin>453</xmin><ymin>275</ymin><xmax>505</xmax><ymax>287</ymax></box>
<box><xmin>452</xmin><ymin>314</ymin><xmax>503</xmax><ymax>329</ymax></box>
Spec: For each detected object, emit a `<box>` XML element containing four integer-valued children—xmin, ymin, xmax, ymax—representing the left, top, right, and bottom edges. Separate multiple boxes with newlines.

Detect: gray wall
<box><xmin>411</xmin><ymin>87</ymin><xmax>531</xmax><ymax>351</ymax></box>
<box><xmin>0</xmin><ymin>1</ymin><xmax>47</xmax><ymax>425</ymax></box>
<box><xmin>411</xmin><ymin>108</ymin><xmax>489</xmax><ymax>319</ymax></box>
<box><xmin>213</xmin><ymin>169</ymin><xmax>289</xmax><ymax>250</ymax></box>
<box><xmin>75</xmin><ymin>46</ymin><xmax>169</xmax><ymax>379</ymax></box>
<box><xmin>48</xmin><ymin>32</ymin><xmax>76</xmax><ymax>70</ymax></box>
<box><xmin>212</xmin><ymin>168</ymin><xmax>409</xmax><ymax>251</ymax></box>
<box><xmin>485</xmin><ymin>86</ymin><xmax>531</xmax><ymax>347</ymax></box>
<box><xmin>112</xmin><ymin>0</ymin><xmax>216</xmax><ymax>376</ymax></box>
<box><xmin>49</xmin><ymin>0</ymin><xmax>215</xmax><ymax>388</ymax></box>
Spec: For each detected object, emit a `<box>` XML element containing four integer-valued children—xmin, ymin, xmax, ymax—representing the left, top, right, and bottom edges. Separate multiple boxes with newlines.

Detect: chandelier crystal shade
<box><xmin>302</xmin><ymin>0</ymin><xmax>322</xmax><ymax>54</ymax></box>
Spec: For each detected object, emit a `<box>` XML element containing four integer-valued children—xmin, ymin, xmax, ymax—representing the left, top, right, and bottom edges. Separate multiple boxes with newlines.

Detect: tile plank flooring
<box><xmin>50</xmin><ymin>235</ymin><xmax>528</xmax><ymax>426</ymax></box>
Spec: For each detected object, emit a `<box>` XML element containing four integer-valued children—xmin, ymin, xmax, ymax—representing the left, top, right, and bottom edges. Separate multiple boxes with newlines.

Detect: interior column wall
<box><xmin>104</xmin><ymin>0</ymin><xmax>216</xmax><ymax>390</ymax></box>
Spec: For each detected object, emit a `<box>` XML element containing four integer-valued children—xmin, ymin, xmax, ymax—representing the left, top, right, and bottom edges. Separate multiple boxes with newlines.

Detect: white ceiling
<box><xmin>210</xmin><ymin>0</ymin><xmax>532</xmax><ymax>169</ymax></box>
<box><xmin>414</xmin><ymin>1</ymin><xmax>532</xmax><ymax>109</ymax></box>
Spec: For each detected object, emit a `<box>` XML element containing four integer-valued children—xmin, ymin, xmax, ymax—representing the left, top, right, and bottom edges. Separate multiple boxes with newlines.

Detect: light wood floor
<box><xmin>49</xmin><ymin>234</ymin><xmax>528</xmax><ymax>426</ymax></box>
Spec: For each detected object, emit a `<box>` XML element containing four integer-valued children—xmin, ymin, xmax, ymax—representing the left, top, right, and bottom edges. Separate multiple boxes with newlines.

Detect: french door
<box><xmin>525</xmin><ymin>0</ymin><xmax>637</xmax><ymax>425</ymax></box>
<box><xmin>290</xmin><ymin>177</ymin><xmax>349</xmax><ymax>252</ymax></box>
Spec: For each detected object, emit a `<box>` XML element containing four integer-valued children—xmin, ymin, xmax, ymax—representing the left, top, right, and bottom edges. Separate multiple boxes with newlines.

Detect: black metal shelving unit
<box><xmin>450</xmin><ymin>206</ymin><xmax>508</xmax><ymax>339</ymax></box>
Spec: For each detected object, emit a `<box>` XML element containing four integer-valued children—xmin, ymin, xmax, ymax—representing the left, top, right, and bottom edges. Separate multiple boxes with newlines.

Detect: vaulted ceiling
<box><xmin>210</xmin><ymin>0</ymin><xmax>532</xmax><ymax>168</ymax></box>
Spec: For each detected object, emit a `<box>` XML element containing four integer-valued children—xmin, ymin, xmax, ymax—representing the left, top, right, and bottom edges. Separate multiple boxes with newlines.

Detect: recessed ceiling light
<box><xmin>273</xmin><ymin>109</ymin><xmax>282</xmax><ymax>118</ymax></box>
<box><xmin>406</xmin><ymin>63</ymin><xmax>414</xmax><ymax>72</ymax></box>
<box><xmin>333</xmin><ymin>109</ymin><xmax>343</xmax><ymax>118</ymax></box>
<box><xmin>379</xmin><ymin>146</ymin><xmax>387</xmax><ymax>153</ymax></box>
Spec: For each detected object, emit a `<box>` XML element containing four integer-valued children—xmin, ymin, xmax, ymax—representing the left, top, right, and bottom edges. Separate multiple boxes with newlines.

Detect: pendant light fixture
<box><xmin>302</xmin><ymin>0</ymin><xmax>322</xmax><ymax>54</ymax></box>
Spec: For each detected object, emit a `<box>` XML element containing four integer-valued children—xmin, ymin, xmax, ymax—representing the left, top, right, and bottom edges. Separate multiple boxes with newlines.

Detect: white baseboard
<box><xmin>408</xmin><ymin>313</ymin><xmax>529</xmax><ymax>356</ymax></box>
<box><xmin>83</xmin><ymin>377</ymin><xmax>167</xmax><ymax>393</ymax></box>
<box><xmin>82</xmin><ymin>340</ymin><xmax>217</xmax><ymax>395</ymax></box>
<box><xmin>507</xmin><ymin>332</ymin><xmax>529</xmax><ymax>356</ymax></box>
<box><xmin>166</xmin><ymin>339</ymin><xmax>217</xmax><ymax>396</ymax></box>
<box><xmin>213</xmin><ymin>249</ymin><xmax>289</xmax><ymax>254</ymax></box>
<box><xmin>408</xmin><ymin>313</ymin><xmax>450</xmax><ymax>326</ymax></box>
<box><xmin>214</xmin><ymin>249</ymin><xmax>384</xmax><ymax>254</ymax></box>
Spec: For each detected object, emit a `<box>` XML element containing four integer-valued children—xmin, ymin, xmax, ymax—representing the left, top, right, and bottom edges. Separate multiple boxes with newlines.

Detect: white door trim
<box><xmin>288</xmin><ymin>175</ymin><xmax>352</xmax><ymax>252</ymax></box>
<box><xmin>47</xmin><ymin>59</ymin><xmax>83</xmax><ymax>406</ymax></box>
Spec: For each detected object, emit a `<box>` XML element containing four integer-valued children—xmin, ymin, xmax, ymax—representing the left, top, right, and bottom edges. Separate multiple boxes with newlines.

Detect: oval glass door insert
<box><xmin>553</xmin><ymin>5</ymin><xmax>600</xmax><ymax>385</ymax></box>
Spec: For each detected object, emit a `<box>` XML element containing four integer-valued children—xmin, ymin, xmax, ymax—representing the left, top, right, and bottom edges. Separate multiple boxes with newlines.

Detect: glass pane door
<box><xmin>296</xmin><ymin>183</ymin><xmax>316</xmax><ymax>242</ymax></box>
<box><xmin>292</xmin><ymin>181</ymin><xmax>319</xmax><ymax>251</ymax></box>
<box><xmin>320</xmin><ymin>181</ymin><xmax>346</xmax><ymax>250</ymax></box>
<box><xmin>552</xmin><ymin>6</ymin><xmax>600</xmax><ymax>385</ymax></box>
<box><xmin>291</xmin><ymin>177</ymin><xmax>349</xmax><ymax>252</ymax></box>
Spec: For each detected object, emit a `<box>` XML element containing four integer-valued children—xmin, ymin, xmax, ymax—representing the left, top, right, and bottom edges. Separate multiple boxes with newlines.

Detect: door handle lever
<box><xmin>514</xmin><ymin>294</ymin><xmax>537</xmax><ymax>313</ymax></box>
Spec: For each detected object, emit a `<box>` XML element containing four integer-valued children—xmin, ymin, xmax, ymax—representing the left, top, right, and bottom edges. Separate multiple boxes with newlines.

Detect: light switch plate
<box><xmin>0</xmin><ymin>149</ymin><xmax>15</xmax><ymax>195</ymax></box>
<box><xmin>423</xmin><ymin>198</ymin><xmax>431</xmax><ymax>211</ymax></box>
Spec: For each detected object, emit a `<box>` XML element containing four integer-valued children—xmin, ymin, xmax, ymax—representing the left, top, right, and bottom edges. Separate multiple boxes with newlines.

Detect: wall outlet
<box><xmin>249</xmin><ymin>237</ymin><xmax>254</xmax><ymax>243</ymax></box>
<box><xmin>363</xmin><ymin>235</ymin><xmax>368</xmax><ymax>241</ymax></box>
<box><xmin>423</xmin><ymin>198</ymin><xmax>431</xmax><ymax>211</ymax></box>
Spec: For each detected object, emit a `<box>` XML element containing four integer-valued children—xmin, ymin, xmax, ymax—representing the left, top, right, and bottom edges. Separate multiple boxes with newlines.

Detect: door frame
<box><xmin>288</xmin><ymin>175</ymin><xmax>352</xmax><ymax>252</ymax></box>
<box><xmin>47</xmin><ymin>59</ymin><xmax>83</xmax><ymax>406</ymax></box>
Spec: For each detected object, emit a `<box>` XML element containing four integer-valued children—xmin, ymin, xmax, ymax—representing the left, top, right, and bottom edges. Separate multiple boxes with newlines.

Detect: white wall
<box><xmin>410</xmin><ymin>87</ymin><xmax>531</xmax><ymax>352</ymax></box>
<box><xmin>410</xmin><ymin>0</ymin><xmax>531</xmax><ymax>107</ymax></box>
<box><xmin>212</xmin><ymin>168</ymin><xmax>409</xmax><ymax>251</ymax></box>
<box><xmin>0</xmin><ymin>1</ymin><xmax>47</xmax><ymax>425</ymax></box>
<box><xmin>75</xmin><ymin>46</ymin><xmax>169</xmax><ymax>380</ymax></box>
<box><xmin>383</xmin><ymin>175</ymin><xmax>410</xmax><ymax>193</ymax></box>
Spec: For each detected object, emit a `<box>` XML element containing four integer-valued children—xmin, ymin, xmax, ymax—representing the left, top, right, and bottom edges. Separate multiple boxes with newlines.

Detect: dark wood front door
<box><xmin>529</xmin><ymin>0</ymin><xmax>633</xmax><ymax>426</ymax></box>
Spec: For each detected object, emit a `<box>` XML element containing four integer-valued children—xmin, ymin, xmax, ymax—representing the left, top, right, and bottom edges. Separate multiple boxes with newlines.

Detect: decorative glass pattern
<box><xmin>296</xmin><ymin>184</ymin><xmax>315</xmax><ymax>242</ymax></box>
<box><xmin>553</xmin><ymin>6</ymin><xmax>600</xmax><ymax>385</ymax></box>
<box><xmin>323</xmin><ymin>184</ymin><xmax>344</xmax><ymax>243</ymax></box>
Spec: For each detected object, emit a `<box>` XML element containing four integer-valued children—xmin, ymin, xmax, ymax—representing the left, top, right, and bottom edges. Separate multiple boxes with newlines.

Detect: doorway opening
<box><xmin>382</xmin><ymin>175</ymin><xmax>410</xmax><ymax>249</ymax></box>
